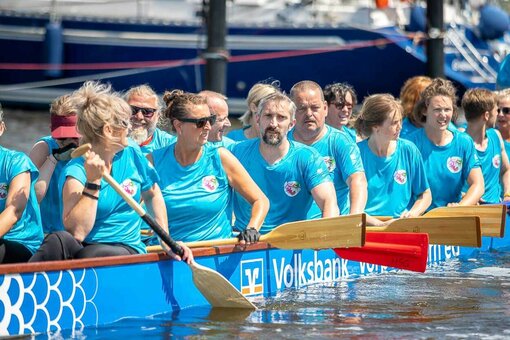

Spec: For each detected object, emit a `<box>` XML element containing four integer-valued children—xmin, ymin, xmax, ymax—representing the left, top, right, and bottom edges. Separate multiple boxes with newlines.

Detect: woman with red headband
<box><xmin>29</xmin><ymin>94</ymin><xmax>81</xmax><ymax>233</ymax></box>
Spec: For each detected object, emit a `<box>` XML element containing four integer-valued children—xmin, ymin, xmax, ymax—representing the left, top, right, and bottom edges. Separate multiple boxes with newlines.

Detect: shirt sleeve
<box><xmin>302</xmin><ymin>147</ymin><xmax>332</xmax><ymax>191</ymax></box>
<box><xmin>334</xmin><ymin>134</ymin><xmax>364</xmax><ymax>182</ymax></box>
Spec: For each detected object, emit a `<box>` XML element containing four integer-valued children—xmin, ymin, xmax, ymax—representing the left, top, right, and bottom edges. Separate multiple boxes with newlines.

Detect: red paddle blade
<box><xmin>334</xmin><ymin>232</ymin><xmax>429</xmax><ymax>273</ymax></box>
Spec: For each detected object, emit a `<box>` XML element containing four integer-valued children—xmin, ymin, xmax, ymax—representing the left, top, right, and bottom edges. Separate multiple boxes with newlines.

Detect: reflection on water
<box><xmin>1</xmin><ymin>108</ymin><xmax>49</xmax><ymax>154</ymax></box>
<box><xmin>74</xmin><ymin>253</ymin><xmax>510</xmax><ymax>339</ymax></box>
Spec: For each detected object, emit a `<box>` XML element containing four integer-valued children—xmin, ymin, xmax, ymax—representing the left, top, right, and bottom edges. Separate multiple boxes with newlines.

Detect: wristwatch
<box><xmin>84</xmin><ymin>182</ymin><xmax>101</xmax><ymax>191</ymax></box>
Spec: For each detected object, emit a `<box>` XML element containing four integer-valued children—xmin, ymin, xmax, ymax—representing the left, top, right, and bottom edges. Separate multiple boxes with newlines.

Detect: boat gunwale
<box><xmin>0</xmin><ymin>242</ymin><xmax>270</xmax><ymax>275</ymax></box>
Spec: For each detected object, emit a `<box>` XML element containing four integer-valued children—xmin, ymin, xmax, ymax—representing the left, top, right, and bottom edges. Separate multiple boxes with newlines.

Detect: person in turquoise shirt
<box><xmin>149</xmin><ymin>90</ymin><xmax>269</xmax><ymax>243</ymax></box>
<box><xmin>0</xmin><ymin>104</ymin><xmax>43</xmax><ymax>263</ymax></box>
<box><xmin>354</xmin><ymin>94</ymin><xmax>431</xmax><ymax>225</ymax></box>
<box><xmin>227</xmin><ymin>82</ymin><xmax>280</xmax><ymax>142</ymax></box>
<box><xmin>404</xmin><ymin>78</ymin><xmax>484</xmax><ymax>209</ymax></box>
<box><xmin>29</xmin><ymin>94</ymin><xmax>81</xmax><ymax>233</ymax></box>
<box><xmin>496</xmin><ymin>89</ymin><xmax>510</xmax><ymax>174</ymax></box>
<box><xmin>230</xmin><ymin>91</ymin><xmax>338</xmax><ymax>235</ymax></box>
<box><xmin>288</xmin><ymin>80</ymin><xmax>367</xmax><ymax>217</ymax></box>
<box><xmin>323</xmin><ymin>82</ymin><xmax>358</xmax><ymax>142</ymax></box>
<box><xmin>125</xmin><ymin>84</ymin><xmax>176</xmax><ymax>155</ymax></box>
<box><xmin>462</xmin><ymin>88</ymin><xmax>510</xmax><ymax>203</ymax></box>
<box><xmin>30</xmin><ymin>81</ymin><xmax>193</xmax><ymax>263</ymax></box>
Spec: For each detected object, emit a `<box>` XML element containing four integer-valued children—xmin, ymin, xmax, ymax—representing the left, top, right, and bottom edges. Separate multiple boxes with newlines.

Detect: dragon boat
<box><xmin>0</xmin><ymin>207</ymin><xmax>508</xmax><ymax>336</ymax></box>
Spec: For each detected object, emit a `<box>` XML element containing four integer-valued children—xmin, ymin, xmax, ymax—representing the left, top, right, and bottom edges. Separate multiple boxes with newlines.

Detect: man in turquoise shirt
<box><xmin>125</xmin><ymin>84</ymin><xmax>176</xmax><ymax>154</ymax></box>
<box><xmin>198</xmin><ymin>90</ymin><xmax>235</xmax><ymax>148</ymax></box>
<box><xmin>289</xmin><ymin>80</ymin><xmax>367</xmax><ymax>216</ymax></box>
<box><xmin>230</xmin><ymin>91</ymin><xmax>338</xmax><ymax>234</ymax></box>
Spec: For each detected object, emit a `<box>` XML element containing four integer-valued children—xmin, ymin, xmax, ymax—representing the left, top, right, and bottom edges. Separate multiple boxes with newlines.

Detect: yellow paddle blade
<box><xmin>260</xmin><ymin>214</ymin><xmax>366</xmax><ymax>249</ymax></box>
<box><xmin>367</xmin><ymin>216</ymin><xmax>481</xmax><ymax>247</ymax></box>
<box><xmin>190</xmin><ymin>262</ymin><xmax>257</xmax><ymax>309</ymax></box>
<box><xmin>425</xmin><ymin>205</ymin><xmax>506</xmax><ymax>237</ymax></box>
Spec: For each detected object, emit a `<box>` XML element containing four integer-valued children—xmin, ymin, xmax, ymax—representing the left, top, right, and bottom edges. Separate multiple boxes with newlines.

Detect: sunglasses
<box><xmin>498</xmin><ymin>107</ymin><xmax>510</xmax><ymax>115</ymax></box>
<box><xmin>333</xmin><ymin>101</ymin><xmax>353</xmax><ymax>110</ymax></box>
<box><xmin>130</xmin><ymin>105</ymin><xmax>157</xmax><ymax>118</ymax></box>
<box><xmin>178</xmin><ymin>115</ymin><xmax>217</xmax><ymax>128</ymax></box>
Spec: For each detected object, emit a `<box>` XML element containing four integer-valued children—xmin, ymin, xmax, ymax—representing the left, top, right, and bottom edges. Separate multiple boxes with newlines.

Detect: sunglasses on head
<box><xmin>178</xmin><ymin>115</ymin><xmax>217</xmax><ymax>128</ymax></box>
<box><xmin>498</xmin><ymin>107</ymin><xmax>510</xmax><ymax>115</ymax></box>
<box><xmin>130</xmin><ymin>105</ymin><xmax>157</xmax><ymax>118</ymax></box>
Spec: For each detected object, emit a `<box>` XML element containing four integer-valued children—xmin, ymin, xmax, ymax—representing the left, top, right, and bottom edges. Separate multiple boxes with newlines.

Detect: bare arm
<box><xmin>346</xmin><ymin>172</ymin><xmax>367</xmax><ymax>215</ymax></box>
<box><xmin>0</xmin><ymin>172</ymin><xmax>30</xmax><ymax>238</ymax></box>
<box><xmin>29</xmin><ymin>141</ymin><xmax>57</xmax><ymax>203</ymax></box>
<box><xmin>402</xmin><ymin>188</ymin><xmax>432</xmax><ymax>218</ymax></box>
<box><xmin>456</xmin><ymin>167</ymin><xmax>484</xmax><ymax>206</ymax></box>
<box><xmin>496</xmin><ymin>130</ymin><xmax>510</xmax><ymax>200</ymax></box>
<box><xmin>62</xmin><ymin>152</ymin><xmax>104</xmax><ymax>242</ymax></box>
<box><xmin>311</xmin><ymin>181</ymin><xmax>339</xmax><ymax>218</ymax></box>
<box><xmin>220</xmin><ymin>148</ymin><xmax>269</xmax><ymax>231</ymax></box>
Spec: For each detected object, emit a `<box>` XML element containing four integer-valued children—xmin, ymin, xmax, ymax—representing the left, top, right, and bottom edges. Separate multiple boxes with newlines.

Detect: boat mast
<box><xmin>204</xmin><ymin>0</ymin><xmax>228</xmax><ymax>94</ymax></box>
<box><xmin>426</xmin><ymin>0</ymin><xmax>444</xmax><ymax>78</ymax></box>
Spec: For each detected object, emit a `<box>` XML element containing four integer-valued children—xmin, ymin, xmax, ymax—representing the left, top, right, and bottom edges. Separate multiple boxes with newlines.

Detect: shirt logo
<box><xmin>493</xmin><ymin>154</ymin><xmax>501</xmax><ymax>168</ymax></box>
<box><xmin>0</xmin><ymin>183</ymin><xmax>7</xmax><ymax>199</ymax></box>
<box><xmin>446</xmin><ymin>156</ymin><xmax>463</xmax><ymax>174</ymax></box>
<box><xmin>121</xmin><ymin>179</ymin><xmax>137</xmax><ymax>196</ymax></box>
<box><xmin>323</xmin><ymin>156</ymin><xmax>336</xmax><ymax>172</ymax></box>
<box><xmin>284</xmin><ymin>181</ymin><xmax>301</xmax><ymax>197</ymax></box>
<box><xmin>202</xmin><ymin>175</ymin><xmax>219</xmax><ymax>192</ymax></box>
<box><xmin>393</xmin><ymin>170</ymin><xmax>407</xmax><ymax>184</ymax></box>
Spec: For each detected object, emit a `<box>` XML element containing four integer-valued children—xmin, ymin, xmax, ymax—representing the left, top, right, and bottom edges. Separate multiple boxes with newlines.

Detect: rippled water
<box><xmin>66</xmin><ymin>253</ymin><xmax>509</xmax><ymax>339</ymax></box>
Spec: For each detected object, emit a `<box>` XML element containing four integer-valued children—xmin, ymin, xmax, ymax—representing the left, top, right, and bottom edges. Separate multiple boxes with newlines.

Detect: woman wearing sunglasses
<box><xmin>29</xmin><ymin>94</ymin><xmax>80</xmax><ymax>233</ymax></box>
<box><xmin>404</xmin><ymin>78</ymin><xmax>484</xmax><ymax>209</ymax></box>
<box><xmin>148</xmin><ymin>90</ymin><xmax>269</xmax><ymax>243</ymax></box>
<box><xmin>30</xmin><ymin>82</ymin><xmax>193</xmax><ymax>263</ymax></box>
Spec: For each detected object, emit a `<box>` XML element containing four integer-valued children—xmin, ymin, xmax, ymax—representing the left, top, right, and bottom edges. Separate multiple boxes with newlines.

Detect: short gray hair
<box><xmin>257</xmin><ymin>92</ymin><xmax>296</xmax><ymax>121</ymax></box>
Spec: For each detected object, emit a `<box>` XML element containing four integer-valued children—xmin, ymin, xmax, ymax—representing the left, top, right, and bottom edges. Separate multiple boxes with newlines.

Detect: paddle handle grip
<box><xmin>142</xmin><ymin>215</ymin><xmax>184</xmax><ymax>256</ymax></box>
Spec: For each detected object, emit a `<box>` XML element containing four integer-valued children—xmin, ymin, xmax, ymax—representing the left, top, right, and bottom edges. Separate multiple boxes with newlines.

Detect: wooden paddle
<box><xmin>184</xmin><ymin>214</ymin><xmax>366</xmax><ymax>249</ymax></box>
<box><xmin>335</xmin><ymin>232</ymin><xmax>429</xmax><ymax>273</ymax></box>
<box><xmin>71</xmin><ymin>144</ymin><xmax>256</xmax><ymax>310</ymax></box>
<box><xmin>368</xmin><ymin>216</ymin><xmax>481</xmax><ymax>247</ymax></box>
<box><xmin>425</xmin><ymin>205</ymin><xmax>506</xmax><ymax>237</ymax></box>
<box><xmin>147</xmin><ymin>229</ymin><xmax>427</xmax><ymax>273</ymax></box>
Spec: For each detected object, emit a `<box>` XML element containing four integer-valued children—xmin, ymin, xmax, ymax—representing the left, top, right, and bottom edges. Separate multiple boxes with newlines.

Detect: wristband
<box><xmin>84</xmin><ymin>182</ymin><xmax>101</xmax><ymax>191</ymax></box>
<box><xmin>82</xmin><ymin>191</ymin><xmax>99</xmax><ymax>200</ymax></box>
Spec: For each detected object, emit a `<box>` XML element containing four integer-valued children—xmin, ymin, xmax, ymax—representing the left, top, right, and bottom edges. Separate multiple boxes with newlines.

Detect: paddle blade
<box><xmin>368</xmin><ymin>216</ymin><xmax>481</xmax><ymax>247</ymax></box>
<box><xmin>426</xmin><ymin>205</ymin><xmax>506</xmax><ymax>237</ymax></box>
<box><xmin>191</xmin><ymin>262</ymin><xmax>257</xmax><ymax>309</ymax></box>
<box><xmin>335</xmin><ymin>232</ymin><xmax>429</xmax><ymax>273</ymax></box>
<box><xmin>260</xmin><ymin>214</ymin><xmax>366</xmax><ymax>249</ymax></box>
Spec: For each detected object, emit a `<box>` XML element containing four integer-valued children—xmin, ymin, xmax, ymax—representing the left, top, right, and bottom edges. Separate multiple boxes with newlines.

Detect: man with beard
<box><xmin>230</xmin><ymin>91</ymin><xmax>338</xmax><ymax>234</ymax></box>
<box><xmin>198</xmin><ymin>90</ymin><xmax>235</xmax><ymax>148</ymax></box>
<box><xmin>289</xmin><ymin>80</ymin><xmax>367</xmax><ymax>217</ymax></box>
<box><xmin>125</xmin><ymin>85</ymin><xmax>175</xmax><ymax>154</ymax></box>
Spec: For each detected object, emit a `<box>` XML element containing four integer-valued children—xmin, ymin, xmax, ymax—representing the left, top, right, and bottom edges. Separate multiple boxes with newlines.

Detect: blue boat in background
<box><xmin>0</xmin><ymin>0</ymin><xmax>508</xmax><ymax>112</ymax></box>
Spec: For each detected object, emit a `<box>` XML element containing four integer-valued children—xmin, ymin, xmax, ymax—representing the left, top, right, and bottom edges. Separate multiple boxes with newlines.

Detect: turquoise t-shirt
<box><xmin>230</xmin><ymin>139</ymin><xmax>332</xmax><ymax>234</ymax></box>
<box><xmin>226</xmin><ymin>128</ymin><xmax>249</xmax><ymax>142</ymax></box>
<box><xmin>289</xmin><ymin>126</ymin><xmax>364</xmax><ymax>215</ymax></box>
<box><xmin>152</xmin><ymin>143</ymin><xmax>233</xmax><ymax>242</ymax></box>
<box><xmin>209</xmin><ymin>136</ymin><xmax>236</xmax><ymax>149</ymax></box>
<box><xmin>405</xmin><ymin>128</ymin><xmax>480</xmax><ymax>209</ymax></box>
<box><xmin>38</xmin><ymin>136</ymin><xmax>70</xmax><ymax>233</ymax></box>
<box><xmin>0</xmin><ymin>146</ymin><xmax>43</xmax><ymax>254</ymax></box>
<box><xmin>400</xmin><ymin>117</ymin><xmax>420</xmax><ymax>138</ymax></box>
<box><xmin>139</xmin><ymin>128</ymin><xmax>176</xmax><ymax>155</ymax></box>
<box><xmin>59</xmin><ymin>145</ymin><xmax>158</xmax><ymax>253</ymax></box>
<box><xmin>358</xmin><ymin>138</ymin><xmax>429</xmax><ymax>217</ymax></box>
<box><xmin>462</xmin><ymin>129</ymin><xmax>503</xmax><ymax>203</ymax></box>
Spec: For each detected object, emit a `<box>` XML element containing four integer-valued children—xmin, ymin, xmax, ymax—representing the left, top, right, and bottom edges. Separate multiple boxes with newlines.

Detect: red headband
<box><xmin>51</xmin><ymin>114</ymin><xmax>80</xmax><ymax>139</ymax></box>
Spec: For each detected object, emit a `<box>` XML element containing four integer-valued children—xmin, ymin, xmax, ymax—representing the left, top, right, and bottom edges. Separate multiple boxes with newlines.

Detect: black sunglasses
<box><xmin>498</xmin><ymin>107</ymin><xmax>510</xmax><ymax>115</ymax></box>
<box><xmin>130</xmin><ymin>105</ymin><xmax>157</xmax><ymax>118</ymax></box>
<box><xmin>178</xmin><ymin>115</ymin><xmax>217</xmax><ymax>128</ymax></box>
